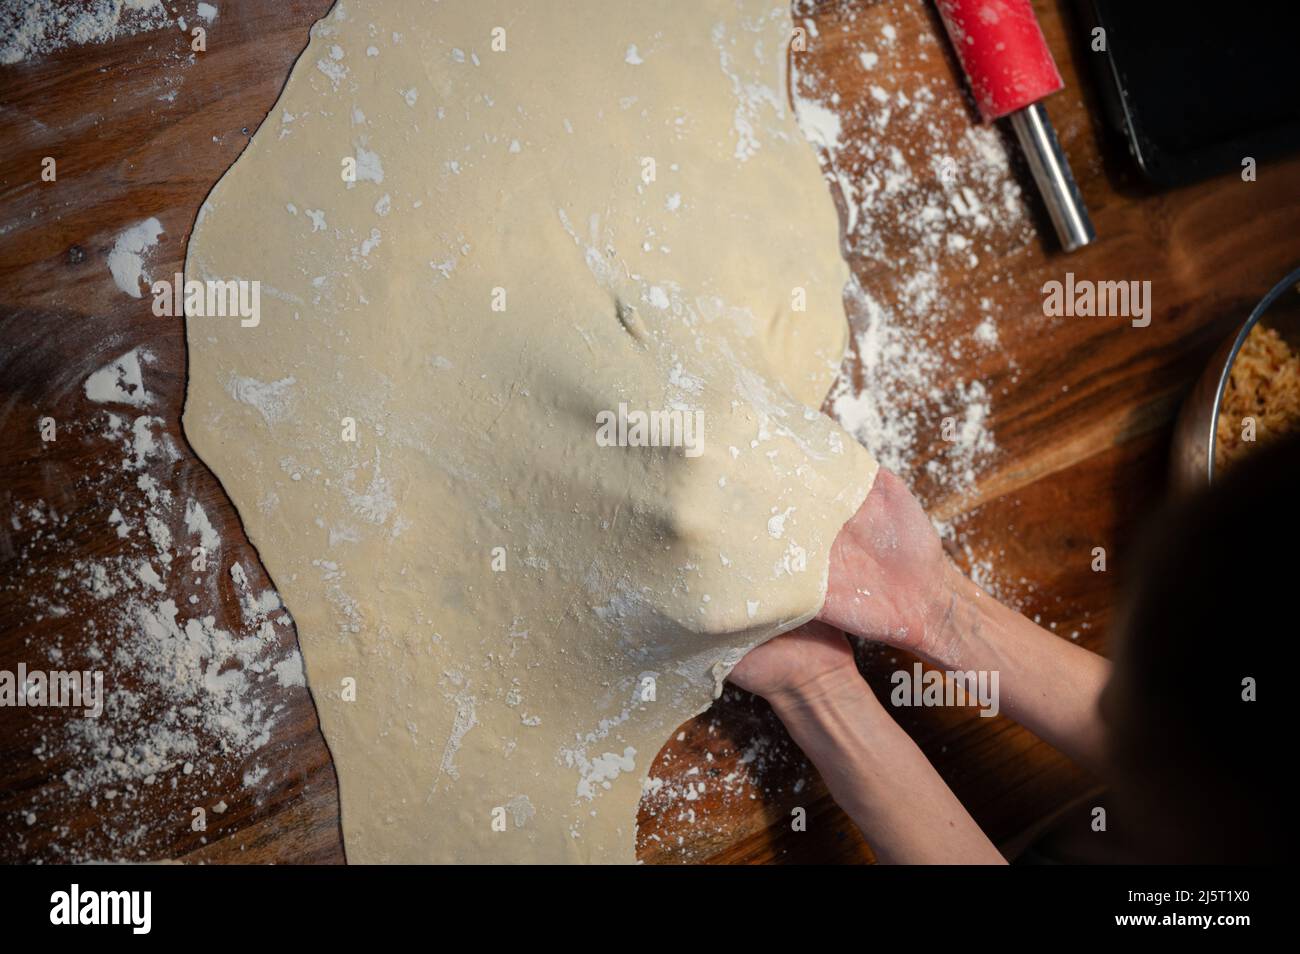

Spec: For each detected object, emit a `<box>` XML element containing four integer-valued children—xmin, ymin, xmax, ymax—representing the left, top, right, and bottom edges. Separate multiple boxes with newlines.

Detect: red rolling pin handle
<box><xmin>934</xmin><ymin>0</ymin><xmax>1063</xmax><ymax>121</ymax></box>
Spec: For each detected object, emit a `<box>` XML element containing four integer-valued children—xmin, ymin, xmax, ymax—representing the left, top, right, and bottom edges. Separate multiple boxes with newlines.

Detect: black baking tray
<box><xmin>1079</xmin><ymin>0</ymin><xmax>1300</xmax><ymax>188</ymax></box>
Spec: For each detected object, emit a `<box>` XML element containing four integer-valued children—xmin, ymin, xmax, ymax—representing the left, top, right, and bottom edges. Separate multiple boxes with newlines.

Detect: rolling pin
<box><xmin>934</xmin><ymin>0</ymin><xmax>1096</xmax><ymax>252</ymax></box>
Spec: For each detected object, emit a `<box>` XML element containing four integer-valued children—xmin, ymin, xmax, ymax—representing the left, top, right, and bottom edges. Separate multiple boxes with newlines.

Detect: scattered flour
<box><xmin>106</xmin><ymin>217</ymin><xmax>164</xmax><ymax>298</ymax></box>
<box><xmin>0</xmin><ymin>0</ymin><xmax>172</xmax><ymax>65</ymax></box>
<box><xmin>2</xmin><ymin>344</ymin><xmax>303</xmax><ymax>862</ymax></box>
<box><xmin>184</xmin><ymin>500</ymin><xmax>220</xmax><ymax>552</ymax></box>
<box><xmin>84</xmin><ymin>348</ymin><xmax>154</xmax><ymax>407</ymax></box>
<box><xmin>790</xmin><ymin>4</ymin><xmax>1030</xmax><ymax>523</ymax></box>
<box><xmin>225</xmin><ymin>374</ymin><xmax>296</xmax><ymax>425</ymax></box>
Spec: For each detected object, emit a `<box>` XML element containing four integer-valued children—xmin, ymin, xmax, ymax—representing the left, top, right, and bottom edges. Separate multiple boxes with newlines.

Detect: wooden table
<box><xmin>3</xmin><ymin>0</ymin><xmax>1298</xmax><ymax>865</ymax></box>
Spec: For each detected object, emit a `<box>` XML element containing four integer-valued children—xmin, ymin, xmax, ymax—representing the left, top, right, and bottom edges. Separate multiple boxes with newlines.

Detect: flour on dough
<box><xmin>184</xmin><ymin>0</ymin><xmax>877</xmax><ymax>862</ymax></box>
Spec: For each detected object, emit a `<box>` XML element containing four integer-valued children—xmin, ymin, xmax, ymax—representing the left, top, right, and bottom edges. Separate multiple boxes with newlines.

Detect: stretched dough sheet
<box><xmin>184</xmin><ymin>0</ymin><xmax>877</xmax><ymax>863</ymax></box>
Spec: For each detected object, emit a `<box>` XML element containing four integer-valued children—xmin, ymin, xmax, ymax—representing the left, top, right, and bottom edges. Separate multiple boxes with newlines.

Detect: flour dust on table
<box><xmin>183</xmin><ymin>0</ymin><xmax>877</xmax><ymax>863</ymax></box>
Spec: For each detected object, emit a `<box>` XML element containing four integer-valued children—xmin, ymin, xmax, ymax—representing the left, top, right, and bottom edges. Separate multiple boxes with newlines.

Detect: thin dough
<box><xmin>184</xmin><ymin>0</ymin><xmax>877</xmax><ymax>862</ymax></box>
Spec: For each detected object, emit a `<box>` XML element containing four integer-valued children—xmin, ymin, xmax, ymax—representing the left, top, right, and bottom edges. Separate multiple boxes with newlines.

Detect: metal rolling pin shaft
<box><xmin>1008</xmin><ymin>101</ymin><xmax>1096</xmax><ymax>252</ymax></box>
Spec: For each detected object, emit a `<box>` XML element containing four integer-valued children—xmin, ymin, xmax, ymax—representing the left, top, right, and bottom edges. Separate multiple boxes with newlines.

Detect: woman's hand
<box><xmin>728</xmin><ymin>612</ymin><xmax>1008</xmax><ymax>865</ymax></box>
<box><xmin>818</xmin><ymin>467</ymin><xmax>955</xmax><ymax>655</ymax></box>
<box><xmin>730</xmin><ymin>468</ymin><xmax>954</xmax><ymax>702</ymax></box>
<box><xmin>726</xmin><ymin>620</ymin><xmax>861</xmax><ymax>705</ymax></box>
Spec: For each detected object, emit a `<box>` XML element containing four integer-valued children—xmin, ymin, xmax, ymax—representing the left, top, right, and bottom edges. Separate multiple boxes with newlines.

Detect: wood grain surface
<box><xmin>3</xmin><ymin>0</ymin><xmax>1299</xmax><ymax>865</ymax></box>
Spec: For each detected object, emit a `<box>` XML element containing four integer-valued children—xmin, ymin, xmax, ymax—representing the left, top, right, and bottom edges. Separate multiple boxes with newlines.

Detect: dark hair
<box><xmin>1101</xmin><ymin>434</ymin><xmax>1291</xmax><ymax>863</ymax></box>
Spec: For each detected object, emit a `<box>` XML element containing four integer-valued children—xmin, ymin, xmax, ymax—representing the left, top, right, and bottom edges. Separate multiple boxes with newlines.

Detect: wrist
<box><xmin>914</xmin><ymin>558</ymin><xmax>980</xmax><ymax>665</ymax></box>
<box><xmin>765</xmin><ymin>663</ymin><xmax>872</xmax><ymax>719</ymax></box>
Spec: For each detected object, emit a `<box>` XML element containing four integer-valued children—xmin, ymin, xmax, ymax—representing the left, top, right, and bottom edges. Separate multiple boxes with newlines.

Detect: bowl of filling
<box><xmin>1172</xmin><ymin>265</ymin><xmax>1300</xmax><ymax>493</ymax></box>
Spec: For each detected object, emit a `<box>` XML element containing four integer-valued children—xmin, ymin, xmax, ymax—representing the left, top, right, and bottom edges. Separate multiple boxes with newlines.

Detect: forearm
<box><xmin>769</xmin><ymin>672</ymin><xmax>1005</xmax><ymax>865</ymax></box>
<box><xmin>917</xmin><ymin>561</ymin><xmax>1111</xmax><ymax>773</ymax></box>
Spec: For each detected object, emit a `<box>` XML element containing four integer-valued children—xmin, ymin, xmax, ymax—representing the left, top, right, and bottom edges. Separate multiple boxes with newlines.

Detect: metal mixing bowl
<box><xmin>1171</xmin><ymin>265</ymin><xmax>1300</xmax><ymax>494</ymax></box>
